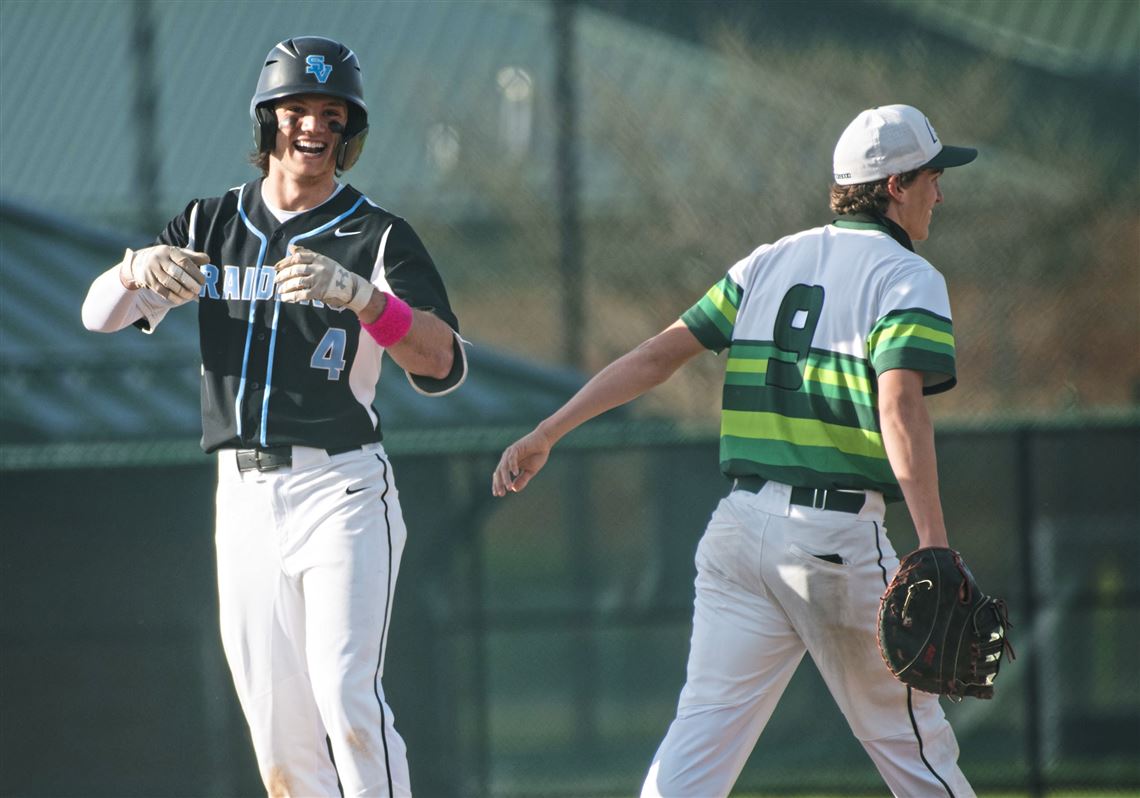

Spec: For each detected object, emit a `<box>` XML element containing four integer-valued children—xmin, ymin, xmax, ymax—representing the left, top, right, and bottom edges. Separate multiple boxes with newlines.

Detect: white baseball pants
<box><xmin>215</xmin><ymin>443</ymin><xmax>411</xmax><ymax>797</ymax></box>
<box><xmin>641</xmin><ymin>481</ymin><xmax>975</xmax><ymax>798</ymax></box>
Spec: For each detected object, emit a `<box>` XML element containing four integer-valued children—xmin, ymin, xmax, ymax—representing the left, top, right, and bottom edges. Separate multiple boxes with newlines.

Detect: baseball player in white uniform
<box><xmin>492</xmin><ymin>104</ymin><xmax>978</xmax><ymax>797</ymax></box>
<box><xmin>82</xmin><ymin>36</ymin><xmax>466</xmax><ymax>796</ymax></box>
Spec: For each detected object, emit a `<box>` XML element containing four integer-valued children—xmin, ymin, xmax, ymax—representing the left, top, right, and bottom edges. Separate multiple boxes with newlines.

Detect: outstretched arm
<box><xmin>491</xmin><ymin>320</ymin><xmax>706</xmax><ymax>496</ymax></box>
<box><xmin>877</xmin><ymin>367</ymin><xmax>949</xmax><ymax>548</ymax></box>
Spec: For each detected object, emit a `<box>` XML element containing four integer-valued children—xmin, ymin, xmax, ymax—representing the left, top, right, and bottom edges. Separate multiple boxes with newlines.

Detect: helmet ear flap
<box><xmin>253</xmin><ymin>105</ymin><xmax>277</xmax><ymax>154</ymax></box>
<box><xmin>335</xmin><ymin>103</ymin><xmax>368</xmax><ymax>171</ymax></box>
<box><xmin>337</xmin><ymin>126</ymin><xmax>369</xmax><ymax>171</ymax></box>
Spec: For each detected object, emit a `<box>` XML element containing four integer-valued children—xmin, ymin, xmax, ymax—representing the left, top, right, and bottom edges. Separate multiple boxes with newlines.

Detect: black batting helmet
<box><xmin>250</xmin><ymin>36</ymin><xmax>369</xmax><ymax>171</ymax></box>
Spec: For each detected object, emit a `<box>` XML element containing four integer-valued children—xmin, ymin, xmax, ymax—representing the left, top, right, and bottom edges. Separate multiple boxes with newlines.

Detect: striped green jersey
<box><xmin>682</xmin><ymin>217</ymin><xmax>956</xmax><ymax>501</ymax></box>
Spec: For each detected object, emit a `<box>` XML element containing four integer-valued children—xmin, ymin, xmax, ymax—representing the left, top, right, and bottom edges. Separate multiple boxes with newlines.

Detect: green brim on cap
<box><xmin>923</xmin><ymin>144</ymin><xmax>978</xmax><ymax>170</ymax></box>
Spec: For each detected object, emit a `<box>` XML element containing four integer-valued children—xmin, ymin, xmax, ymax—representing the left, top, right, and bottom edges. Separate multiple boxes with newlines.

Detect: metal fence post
<box><xmin>1016</xmin><ymin>428</ymin><xmax>1044</xmax><ymax>797</ymax></box>
<box><xmin>130</xmin><ymin>0</ymin><xmax>161</xmax><ymax>233</ymax></box>
<box><xmin>553</xmin><ymin>0</ymin><xmax>583</xmax><ymax>371</ymax></box>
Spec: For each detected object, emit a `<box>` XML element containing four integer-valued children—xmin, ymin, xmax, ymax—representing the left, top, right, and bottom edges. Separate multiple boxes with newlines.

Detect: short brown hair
<box><xmin>830</xmin><ymin>168</ymin><xmax>924</xmax><ymax>215</ymax></box>
<box><xmin>249</xmin><ymin>149</ymin><xmax>270</xmax><ymax>176</ymax></box>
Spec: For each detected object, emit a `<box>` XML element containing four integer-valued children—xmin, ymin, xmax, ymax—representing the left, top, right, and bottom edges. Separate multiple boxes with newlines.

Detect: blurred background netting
<box><xmin>2</xmin><ymin>0</ymin><xmax>1136</xmax><ymax>421</ymax></box>
<box><xmin>1</xmin><ymin>1</ymin><xmax>1137</xmax><ymax>796</ymax></box>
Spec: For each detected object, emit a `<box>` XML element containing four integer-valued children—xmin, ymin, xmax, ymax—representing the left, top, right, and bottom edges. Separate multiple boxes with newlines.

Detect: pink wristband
<box><xmin>361</xmin><ymin>292</ymin><xmax>413</xmax><ymax>347</ymax></box>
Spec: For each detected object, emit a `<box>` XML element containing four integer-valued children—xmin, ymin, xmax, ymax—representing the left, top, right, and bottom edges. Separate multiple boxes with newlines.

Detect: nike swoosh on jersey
<box><xmin>334</xmin><ymin>228</ymin><xmax>363</xmax><ymax>237</ymax></box>
<box><xmin>346</xmin><ymin>484</ymin><xmax>370</xmax><ymax>494</ymax></box>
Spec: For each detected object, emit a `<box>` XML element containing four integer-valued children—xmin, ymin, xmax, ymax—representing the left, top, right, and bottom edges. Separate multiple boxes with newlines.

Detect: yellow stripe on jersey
<box><xmin>803</xmin><ymin>363</ymin><xmax>874</xmax><ymax>395</ymax></box>
<box><xmin>725</xmin><ymin>357</ymin><xmax>768</xmax><ymax>374</ymax></box>
<box><xmin>727</xmin><ymin>357</ymin><xmax>874</xmax><ymax>398</ymax></box>
<box><xmin>706</xmin><ymin>283</ymin><xmax>738</xmax><ymax>326</ymax></box>
<box><xmin>868</xmin><ymin>321</ymin><xmax>954</xmax><ymax>352</ymax></box>
<box><xmin>721</xmin><ymin>410</ymin><xmax>886</xmax><ymax>460</ymax></box>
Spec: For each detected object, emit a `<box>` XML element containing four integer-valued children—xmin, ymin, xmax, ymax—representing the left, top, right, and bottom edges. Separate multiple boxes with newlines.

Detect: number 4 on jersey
<box><xmin>311</xmin><ymin>327</ymin><xmax>348</xmax><ymax>380</ymax></box>
<box><xmin>766</xmin><ymin>284</ymin><xmax>824</xmax><ymax>391</ymax></box>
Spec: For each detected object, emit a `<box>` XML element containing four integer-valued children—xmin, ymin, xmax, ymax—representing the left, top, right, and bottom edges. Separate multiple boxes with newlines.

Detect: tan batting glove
<box><xmin>120</xmin><ymin>245</ymin><xmax>209</xmax><ymax>303</ymax></box>
<box><xmin>273</xmin><ymin>245</ymin><xmax>373</xmax><ymax>313</ymax></box>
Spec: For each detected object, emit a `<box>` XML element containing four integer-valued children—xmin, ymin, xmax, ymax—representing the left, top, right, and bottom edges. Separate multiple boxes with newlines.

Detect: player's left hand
<box><xmin>273</xmin><ymin>245</ymin><xmax>373</xmax><ymax>313</ymax></box>
<box><xmin>492</xmin><ymin>428</ymin><xmax>553</xmax><ymax>496</ymax></box>
<box><xmin>878</xmin><ymin>547</ymin><xmax>1014</xmax><ymax>699</ymax></box>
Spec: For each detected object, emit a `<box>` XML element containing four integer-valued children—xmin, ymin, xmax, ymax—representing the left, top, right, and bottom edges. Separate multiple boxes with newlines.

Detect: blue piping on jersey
<box><xmin>234</xmin><ymin>184</ymin><xmax>269</xmax><ymax>441</ymax></box>
<box><xmin>258</xmin><ymin>196</ymin><xmax>367</xmax><ymax>446</ymax></box>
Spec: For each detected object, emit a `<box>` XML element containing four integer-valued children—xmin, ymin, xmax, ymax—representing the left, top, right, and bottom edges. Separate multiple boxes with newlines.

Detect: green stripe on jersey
<box><xmin>721</xmin><ymin>410</ymin><xmax>886</xmax><ymax>459</ymax></box>
<box><xmin>727</xmin><ymin>342</ymin><xmax>876</xmax><ymax>398</ymax></box>
<box><xmin>716</xmin><ymin>337</ymin><xmax>899</xmax><ymax>494</ymax></box>
<box><xmin>724</xmin><ymin>347</ymin><xmax>879</xmax><ymax>430</ymax></box>
<box><xmin>868</xmin><ymin>309</ymin><xmax>956</xmax><ymax>376</ymax></box>
<box><xmin>720</xmin><ymin>435</ymin><xmax>898</xmax><ymax>495</ymax></box>
<box><xmin>682</xmin><ymin>276</ymin><xmax>742</xmax><ymax>351</ymax></box>
<box><xmin>723</xmin><ymin>382</ymin><xmax>880</xmax><ymax>432</ymax></box>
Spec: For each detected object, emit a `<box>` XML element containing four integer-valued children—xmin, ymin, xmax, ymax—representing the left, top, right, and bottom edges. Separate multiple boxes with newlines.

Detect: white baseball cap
<box><xmin>832</xmin><ymin>104</ymin><xmax>977</xmax><ymax>185</ymax></box>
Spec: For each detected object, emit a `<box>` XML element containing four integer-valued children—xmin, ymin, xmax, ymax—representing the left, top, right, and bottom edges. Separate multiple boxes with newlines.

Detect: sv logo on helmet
<box><xmin>305</xmin><ymin>55</ymin><xmax>332</xmax><ymax>84</ymax></box>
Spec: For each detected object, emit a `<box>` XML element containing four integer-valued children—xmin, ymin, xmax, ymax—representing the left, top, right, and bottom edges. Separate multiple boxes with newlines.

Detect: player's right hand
<box><xmin>121</xmin><ymin>245</ymin><xmax>209</xmax><ymax>303</ymax></box>
<box><xmin>492</xmin><ymin>427</ymin><xmax>553</xmax><ymax>496</ymax></box>
<box><xmin>272</xmin><ymin>245</ymin><xmax>373</xmax><ymax>313</ymax></box>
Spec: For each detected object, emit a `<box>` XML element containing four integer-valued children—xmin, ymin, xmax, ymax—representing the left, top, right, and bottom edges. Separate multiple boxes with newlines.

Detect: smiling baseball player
<box><xmin>82</xmin><ymin>36</ymin><xmax>466</xmax><ymax>796</ymax></box>
<box><xmin>493</xmin><ymin>104</ymin><xmax>979</xmax><ymax>796</ymax></box>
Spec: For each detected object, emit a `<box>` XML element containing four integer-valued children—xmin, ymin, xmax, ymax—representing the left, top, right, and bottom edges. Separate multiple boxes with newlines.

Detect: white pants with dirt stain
<box><xmin>215</xmin><ymin>443</ymin><xmax>411</xmax><ymax>797</ymax></box>
<box><xmin>641</xmin><ymin>480</ymin><xmax>975</xmax><ymax>798</ymax></box>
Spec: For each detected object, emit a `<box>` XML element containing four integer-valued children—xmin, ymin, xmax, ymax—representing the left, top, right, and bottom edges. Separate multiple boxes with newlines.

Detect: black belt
<box><xmin>733</xmin><ymin>475</ymin><xmax>867</xmax><ymax>514</ymax></box>
<box><xmin>234</xmin><ymin>445</ymin><xmax>361</xmax><ymax>473</ymax></box>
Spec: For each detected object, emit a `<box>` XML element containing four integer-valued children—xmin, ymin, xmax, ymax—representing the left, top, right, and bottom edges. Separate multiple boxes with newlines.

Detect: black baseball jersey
<box><xmin>149</xmin><ymin>178</ymin><xmax>464</xmax><ymax>453</ymax></box>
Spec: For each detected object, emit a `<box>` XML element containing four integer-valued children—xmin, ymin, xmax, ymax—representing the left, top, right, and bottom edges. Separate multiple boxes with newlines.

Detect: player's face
<box><xmin>894</xmin><ymin>169</ymin><xmax>944</xmax><ymax>242</ymax></box>
<box><xmin>270</xmin><ymin>95</ymin><xmax>349</xmax><ymax>180</ymax></box>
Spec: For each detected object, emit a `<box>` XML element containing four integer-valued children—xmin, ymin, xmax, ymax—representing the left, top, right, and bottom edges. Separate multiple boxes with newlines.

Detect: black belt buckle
<box><xmin>235</xmin><ymin>446</ymin><xmax>292</xmax><ymax>473</ymax></box>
